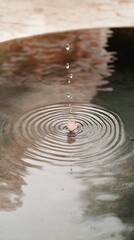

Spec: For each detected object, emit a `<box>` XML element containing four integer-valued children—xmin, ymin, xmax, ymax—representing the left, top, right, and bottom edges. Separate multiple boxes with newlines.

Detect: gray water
<box><xmin>0</xmin><ymin>29</ymin><xmax>134</xmax><ymax>240</ymax></box>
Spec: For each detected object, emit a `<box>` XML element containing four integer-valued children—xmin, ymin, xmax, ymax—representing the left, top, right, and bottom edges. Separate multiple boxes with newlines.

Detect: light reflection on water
<box><xmin>0</xmin><ymin>28</ymin><xmax>134</xmax><ymax>239</ymax></box>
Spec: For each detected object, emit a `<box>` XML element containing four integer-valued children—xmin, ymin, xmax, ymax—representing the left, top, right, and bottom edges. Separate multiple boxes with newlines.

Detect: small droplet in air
<box><xmin>68</xmin><ymin>79</ymin><xmax>71</xmax><ymax>84</ymax></box>
<box><xmin>67</xmin><ymin>93</ymin><xmax>71</xmax><ymax>98</ymax></box>
<box><xmin>69</xmin><ymin>74</ymin><xmax>73</xmax><ymax>79</ymax></box>
<box><xmin>65</xmin><ymin>44</ymin><xmax>70</xmax><ymax>51</ymax></box>
<box><xmin>66</xmin><ymin>63</ymin><xmax>70</xmax><ymax>69</ymax></box>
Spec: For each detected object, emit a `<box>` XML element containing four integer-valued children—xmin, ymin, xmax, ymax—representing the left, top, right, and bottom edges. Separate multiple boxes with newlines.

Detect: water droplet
<box><xmin>67</xmin><ymin>93</ymin><xmax>70</xmax><ymax>98</ymax></box>
<box><xmin>68</xmin><ymin>79</ymin><xmax>71</xmax><ymax>84</ymax></box>
<box><xmin>66</xmin><ymin>44</ymin><xmax>70</xmax><ymax>51</ymax></box>
<box><xmin>69</xmin><ymin>74</ymin><xmax>73</xmax><ymax>79</ymax></box>
<box><xmin>66</xmin><ymin>63</ymin><xmax>70</xmax><ymax>69</ymax></box>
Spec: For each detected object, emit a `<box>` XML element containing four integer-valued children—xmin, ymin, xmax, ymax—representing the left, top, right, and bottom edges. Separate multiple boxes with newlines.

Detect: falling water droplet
<box><xmin>69</xmin><ymin>107</ymin><xmax>72</xmax><ymax>113</ymax></box>
<box><xmin>66</xmin><ymin>63</ymin><xmax>70</xmax><ymax>69</ymax></box>
<box><xmin>69</xmin><ymin>74</ymin><xmax>73</xmax><ymax>79</ymax></box>
<box><xmin>68</xmin><ymin>79</ymin><xmax>71</xmax><ymax>84</ymax></box>
<box><xmin>65</xmin><ymin>43</ymin><xmax>70</xmax><ymax>51</ymax></box>
<box><xmin>67</xmin><ymin>93</ymin><xmax>71</xmax><ymax>98</ymax></box>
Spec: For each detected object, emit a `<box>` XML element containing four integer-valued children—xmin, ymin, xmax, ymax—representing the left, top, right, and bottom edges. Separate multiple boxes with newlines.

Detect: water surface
<box><xmin>0</xmin><ymin>28</ymin><xmax>134</xmax><ymax>240</ymax></box>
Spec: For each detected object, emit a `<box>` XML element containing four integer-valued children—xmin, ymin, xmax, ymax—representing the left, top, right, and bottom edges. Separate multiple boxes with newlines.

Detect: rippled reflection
<box><xmin>0</xmin><ymin>28</ymin><xmax>113</xmax><ymax>90</ymax></box>
<box><xmin>12</xmin><ymin>104</ymin><xmax>127</xmax><ymax>166</ymax></box>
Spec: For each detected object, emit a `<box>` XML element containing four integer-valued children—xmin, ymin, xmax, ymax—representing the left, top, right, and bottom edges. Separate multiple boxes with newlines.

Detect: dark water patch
<box><xmin>107</xmin><ymin>28</ymin><xmax>134</xmax><ymax>70</ymax></box>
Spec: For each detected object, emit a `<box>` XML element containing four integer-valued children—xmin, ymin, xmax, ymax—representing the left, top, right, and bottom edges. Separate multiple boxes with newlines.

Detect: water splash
<box><xmin>65</xmin><ymin>43</ymin><xmax>75</xmax><ymax>170</ymax></box>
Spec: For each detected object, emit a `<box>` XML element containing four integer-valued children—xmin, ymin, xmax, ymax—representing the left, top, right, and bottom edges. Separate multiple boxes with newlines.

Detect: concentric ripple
<box><xmin>12</xmin><ymin>104</ymin><xmax>126</xmax><ymax>165</ymax></box>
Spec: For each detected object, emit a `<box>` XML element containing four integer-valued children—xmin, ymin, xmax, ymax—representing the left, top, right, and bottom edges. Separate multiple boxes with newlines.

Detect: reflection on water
<box><xmin>0</xmin><ymin>28</ymin><xmax>134</xmax><ymax>239</ymax></box>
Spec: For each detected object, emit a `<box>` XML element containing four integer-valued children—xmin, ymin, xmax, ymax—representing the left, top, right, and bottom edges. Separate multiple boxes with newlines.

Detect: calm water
<box><xmin>0</xmin><ymin>28</ymin><xmax>134</xmax><ymax>240</ymax></box>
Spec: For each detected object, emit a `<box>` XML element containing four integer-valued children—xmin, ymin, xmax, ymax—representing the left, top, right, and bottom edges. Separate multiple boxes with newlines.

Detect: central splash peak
<box><xmin>66</xmin><ymin>118</ymin><xmax>77</xmax><ymax>132</ymax></box>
